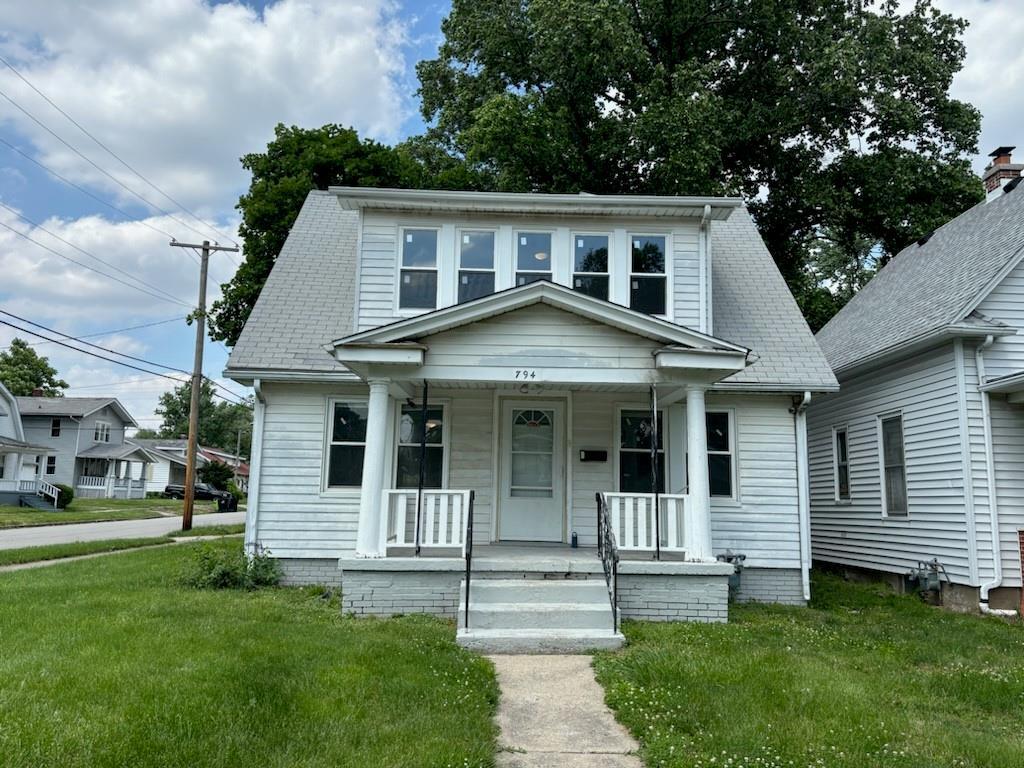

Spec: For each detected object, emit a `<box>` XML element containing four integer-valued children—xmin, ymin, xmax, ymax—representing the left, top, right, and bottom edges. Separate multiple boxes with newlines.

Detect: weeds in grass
<box><xmin>180</xmin><ymin>542</ymin><xmax>281</xmax><ymax>590</ymax></box>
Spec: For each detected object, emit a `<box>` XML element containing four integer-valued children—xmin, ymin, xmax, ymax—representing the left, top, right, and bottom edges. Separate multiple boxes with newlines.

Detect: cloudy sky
<box><xmin>0</xmin><ymin>0</ymin><xmax>1019</xmax><ymax>433</ymax></box>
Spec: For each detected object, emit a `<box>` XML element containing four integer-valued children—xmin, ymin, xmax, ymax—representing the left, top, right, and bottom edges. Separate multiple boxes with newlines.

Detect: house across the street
<box><xmin>226</xmin><ymin>186</ymin><xmax>837</xmax><ymax>650</ymax></box>
<box><xmin>129</xmin><ymin>437</ymin><xmax>250</xmax><ymax>495</ymax></box>
<box><xmin>808</xmin><ymin>147</ymin><xmax>1024</xmax><ymax>617</ymax></box>
<box><xmin>0</xmin><ymin>382</ymin><xmax>58</xmax><ymax>507</ymax></box>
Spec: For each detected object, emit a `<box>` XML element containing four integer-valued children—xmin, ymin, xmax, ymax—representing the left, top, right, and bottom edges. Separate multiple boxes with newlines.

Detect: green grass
<box><xmin>594</xmin><ymin>573</ymin><xmax>1024</xmax><ymax>768</ymax></box>
<box><xmin>171</xmin><ymin>523</ymin><xmax>246</xmax><ymax>537</ymax></box>
<box><xmin>0</xmin><ymin>537</ymin><xmax>174</xmax><ymax>566</ymax></box>
<box><xmin>0</xmin><ymin>540</ymin><xmax>499</xmax><ymax>767</ymax></box>
<box><xmin>0</xmin><ymin>497</ymin><xmax>220</xmax><ymax>528</ymax></box>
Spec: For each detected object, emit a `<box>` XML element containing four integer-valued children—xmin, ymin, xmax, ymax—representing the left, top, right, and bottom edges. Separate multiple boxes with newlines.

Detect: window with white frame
<box><xmin>326</xmin><ymin>401</ymin><xmax>368</xmax><ymax>488</ymax></box>
<box><xmin>93</xmin><ymin>421</ymin><xmax>111</xmax><ymax>443</ymax></box>
<box><xmin>50</xmin><ymin>418</ymin><xmax>61</xmax><ymax>437</ymax></box>
<box><xmin>458</xmin><ymin>230</ymin><xmax>495</xmax><ymax>303</ymax></box>
<box><xmin>399</xmin><ymin>228</ymin><xmax>438</xmax><ymax>310</ymax></box>
<box><xmin>572</xmin><ymin>234</ymin><xmax>609</xmax><ymax>300</ymax></box>
<box><xmin>515</xmin><ymin>232</ymin><xmax>552</xmax><ymax>286</ymax></box>
<box><xmin>618</xmin><ymin>410</ymin><xmax>665</xmax><ymax>493</ymax></box>
<box><xmin>834</xmin><ymin>427</ymin><xmax>850</xmax><ymax>501</ymax></box>
<box><xmin>46</xmin><ymin>455</ymin><xmax>56</xmax><ymax>475</ymax></box>
<box><xmin>395</xmin><ymin>403</ymin><xmax>446</xmax><ymax>488</ymax></box>
<box><xmin>629</xmin><ymin>235</ymin><xmax>667</xmax><ymax>315</ymax></box>
<box><xmin>880</xmin><ymin>415</ymin><xmax>907</xmax><ymax>516</ymax></box>
<box><xmin>706</xmin><ymin>411</ymin><xmax>734</xmax><ymax>497</ymax></box>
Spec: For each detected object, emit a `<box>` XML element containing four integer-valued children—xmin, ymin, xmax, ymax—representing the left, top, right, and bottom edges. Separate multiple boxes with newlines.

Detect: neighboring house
<box><xmin>0</xmin><ymin>382</ymin><xmax>58</xmax><ymax>507</ymax></box>
<box><xmin>16</xmin><ymin>393</ymin><xmax>156</xmax><ymax>500</ymax></box>
<box><xmin>808</xmin><ymin>147</ymin><xmax>1024</xmax><ymax>617</ymax></box>
<box><xmin>226</xmin><ymin>187</ymin><xmax>836</xmax><ymax>649</ymax></box>
<box><xmin>129</xmin><ymin>437</ymin><xmax>249</xmax><ymax>494</ymax></box>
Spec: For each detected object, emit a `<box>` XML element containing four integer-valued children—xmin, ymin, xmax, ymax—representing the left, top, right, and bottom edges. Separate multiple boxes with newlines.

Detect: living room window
<box><xmin>395</xmin><ymin>403</ymin><xmax>446</xmax><ymax>488</ymax></box>
<box><xmin>618</xmin><ymin>409</ymin><xmax>665</xmax><ymax>493</ymax></box>
<box><xmin>398</xmin><ymin>228</ymin><xmax>438</xmax><ymax>310</ymax></box>
<box><xmin>326</xmin><ymin>400</ymin><xmax>368</xmax><ymax>488</ymax></box>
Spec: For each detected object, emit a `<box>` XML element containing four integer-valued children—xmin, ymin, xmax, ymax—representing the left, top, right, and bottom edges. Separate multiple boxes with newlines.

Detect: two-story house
<box><xmin>226</xmin><ymin>187</ymin><xmax>837</xmax><ymax>651</ymax></box>
<box><xmin>0</xmin><ymin>382</ymin><xmax>58</xmax><ymax>507</ymax></box>
<box><xmin>808</xmin><ymin>148</ymin><xmax>1024</xmax><ymax>618</ymax></box>
<box><xmin>16</xmin><ymin>393</ymin><xmax>156</xmax><ymax>500</ymax></box>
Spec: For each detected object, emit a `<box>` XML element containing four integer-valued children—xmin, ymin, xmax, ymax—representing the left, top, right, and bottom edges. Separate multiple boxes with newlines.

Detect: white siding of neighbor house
<box><xmin>356</xmin><ymin>211</ymin><xmax>705</xmax><ymax>333</ymax></box>
<box><xmin>989</xmin><ymin>395</ymin><xmax>1024</xmax><ymax>588</ymax></box>
<box><xmin>145</xmin><ymin>459</ymin><xmax>171</xmax><ymax>495</ymax></box>
<box><xmin>976</xmin><ymin>256</ymin><xmax>1024</xmax><ymax>380</ymax></box>
<box><xmin>807</xmin><ymin>343</ymin><xmax>979</xmax><ymax>584</ymax></box>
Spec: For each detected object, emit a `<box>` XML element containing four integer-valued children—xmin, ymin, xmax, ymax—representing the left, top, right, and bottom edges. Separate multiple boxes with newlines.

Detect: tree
<box><xmin>198</xmin><ymin>460</ymin><xmax>235</xmax><ymax>491</ymax></box>
<box><xmin>0</xmin><ymin>338</ymin><xmax>68</xmax><ymax>396</ymax></box>
<box><xmin>416</xmin><ymin>0</ymin><xmax>984</xmax><ymax>325</ymax></box>
<box><xmin>132</xmin><ymin>428</ymin><xmax>160</xmax><ymax>439</ymax></box>
<box><xmin>153</xmin><ymin>381</ymin><xmax>253</xmax><ymax>457</ymax></box>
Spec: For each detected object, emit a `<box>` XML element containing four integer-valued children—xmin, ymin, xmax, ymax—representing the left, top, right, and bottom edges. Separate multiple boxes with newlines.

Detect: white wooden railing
<box><xmin>18</xmin><ymin>479</ymin><xmax>37</xmax><ymax>493</ymax></box>
<box><xmin>0</xmin><ymin>479</ymin><xmax>20</xmax><ymax>493</ymax></box>
<box><xmin>112</xmin><ymin>478</ymin><xmax>147</xmax><ymax>499</ymax></box>
<box><xmin>37</xmin><ymin>480</ymin><xmax>60</xmax><ymax>508</ymax></box>
<box><xmin>77</xmin><ymin>476</ymin><xmax>107</xmax><ymax>489</ymax></box>
<box><xmin>382</xmin><ymin>489</ymin><xmax>472</xmax><ymax>554</ymax></box>
<box><xmin>601</xmin><ymin>492</ymin><xmax>691</xmax><ymax>554</ymax></box>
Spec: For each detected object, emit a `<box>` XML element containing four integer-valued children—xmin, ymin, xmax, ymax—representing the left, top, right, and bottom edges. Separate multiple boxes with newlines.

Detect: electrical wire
<box><xmin>27</xmin><ymin>316</ymin><xmax>187</xmax><ymax>346</ymax></box>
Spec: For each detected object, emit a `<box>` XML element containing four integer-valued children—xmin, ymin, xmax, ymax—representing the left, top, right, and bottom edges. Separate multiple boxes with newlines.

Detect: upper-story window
<box><xmin>458</xmin><ymin>230</ymin><xmax>496</xmax><ymax>303</ymax></box>
<box><xmin>630</xmin><ymin>235</ymin><xmax>667</xmax><ymax>315</ymax></box>
<box><xmin>94</xmin><ymin>421</ymin><xmax>111</xmax><ymax>443</ymax></box>
<box><xmin>573</xmin><ymin>234</ymin><xmax>609</xmax><ymax>301</ymax></box>
<box><xmin>399</xmin><ymin>228</ymin><xmax>438</xmax><ymax>310</ymax></box>
<box><xmin>516</xmin><ymin>232</ymin><xmax>552</xmax><ymax>286</ymax></box>
<box><xmin>50</xmin><ymin>417</ymin><xmax>61</xmax><ymax>437</ymax></box>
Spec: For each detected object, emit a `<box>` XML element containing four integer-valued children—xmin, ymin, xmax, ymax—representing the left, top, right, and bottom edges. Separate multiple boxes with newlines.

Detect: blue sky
<box><xmin>0</xmin><ymin>0</ymin><xmax>1019</xmax><ymax>430</ymax></box>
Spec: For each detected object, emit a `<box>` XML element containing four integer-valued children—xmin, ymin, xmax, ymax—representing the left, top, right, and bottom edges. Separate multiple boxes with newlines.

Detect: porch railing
<box><xmin>382</xmin><ymin>489</ymin><xmax>473</xmax><ymax>554</ymax></box>
<box><xmin>77</xmin><ymin>476</ymin><xmax>107</xmax><ymax>489</ymax></box>
<box><xmin>602</xmin><ymin>492</ymin><xmax>690</xmax><ymax>554</ymax></box>
<box><xmin>596</xmin><ymin>492</ymin><xmax>620</xmax><ymax>633</ymax></box>
<box><xmin>37</xmin><ymin>480</ymin><xmax>60</xmax><ymax>508</ymax></box>
<box><xmin>18</xmin><ymin>480</ymin><xmax>37</xmax><ymax>493</ymax></box>
<box><xmin>462</xmin><ymin>490</ymin><xmax>475</xmax><ymax>631</ymax></box>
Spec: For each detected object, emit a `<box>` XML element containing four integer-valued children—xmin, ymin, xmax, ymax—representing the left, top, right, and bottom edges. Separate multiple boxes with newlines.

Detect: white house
<box><xmin>129</xmin><ymin>438</ymin><xmax>250</xmax><ymax>495</ymax></box>
<box><xmin>226</xmin><ymin>187</ymin><xmax>837</xmax><ymax>650</ymax></box>
<box><xmin>808</xmin><ymin>147</ymin><xmax>1024</xmax><ymax>617</ymax></box>
<box><xmin>0</xmin><ymin>382</ymin><xmax>58</xmax><ymax>507</ymax></box>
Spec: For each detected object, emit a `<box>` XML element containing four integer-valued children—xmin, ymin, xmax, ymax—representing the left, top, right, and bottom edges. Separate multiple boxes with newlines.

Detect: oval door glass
<box><xmin>510</xmin><ymin>409</ymin><xmax>553</xmax><ymax>498</ymax></box>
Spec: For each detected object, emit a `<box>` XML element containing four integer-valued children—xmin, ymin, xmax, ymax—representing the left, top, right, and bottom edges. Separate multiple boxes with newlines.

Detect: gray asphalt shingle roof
<box><xmin>227</xmin><ymin>190</ymin><xmax>836</xmax><ymax>391</ymax></box>
<box><xmin>817</xmin><ymin>183</ymin><xmax>1024</xmax><ymax>372</ymax></box>
<box><xmin>15</xmin><ymin>396</ymin><xmax>135</xmax><ymax>424</ymax></box>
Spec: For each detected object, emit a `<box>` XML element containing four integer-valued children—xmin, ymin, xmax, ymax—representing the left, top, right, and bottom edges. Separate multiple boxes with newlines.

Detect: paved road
<box><xmin>0</xmin><ymin>512</ymin><xmax>246</xmax><ymax>550</ymax></box>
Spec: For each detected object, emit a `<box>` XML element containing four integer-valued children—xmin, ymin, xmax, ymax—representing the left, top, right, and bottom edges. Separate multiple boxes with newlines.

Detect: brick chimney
<box><xmin>982</xmin><ymin>146</ymin><xmax>1023</xmax><ymax>200</ymax></box>
<box><xmin>30</xmin><ymin>388</ymin><xmax>44</xmax><ymax>397</ymax></box>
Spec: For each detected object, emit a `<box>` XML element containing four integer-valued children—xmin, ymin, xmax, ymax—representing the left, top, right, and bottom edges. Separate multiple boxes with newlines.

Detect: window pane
<box><xmin>882</xmin><ymin>417</ymin><xmax>904</xmax><ymax>466</ymax></box>
<box><xmin>886</xmin><ymin>467</ymin><xmax>907</xmax><ymax>515</ymax></box>
<box><xmin>619</xmin><ymin>452</ymin><xmax>665</xmax><ymax>493</ymax></box>
<box><xmin>332</xmin><ymin>402</ymin><xmax>368</xmax><ymax>443</ymax></box>
<box><xmin>838</xmin><ymin>464</ymin><xmax>850</xmax><ymax>499</ymax></box>
<box><xmin>512</xmin><ymin>409</ymin><xmax>554</xmax><ymax>452</ymax></box>
<box><xmin>395</xmin><ymin>446</ymin><xmax>443</xmax><ymax>489</ymax></box>
<box><xmin>459</xmin><ymin>271</ymin><xmax>495</xmax><ymax>303</ymax></box>
<box><xmin>511</xmin><ymin>452</ymin><xmax>553</xmax><ymax>489</ymax></box>
<box><xmin>516</xmin><ymin>271</ymin><xmax>551</xmax><ymax>287</ymax></box>
<box><xmin>709</xmin><ymin>454</ymin><xmax>732</xmax><ymax>497</ymax></box>
<box><xmin>328</xmin><ymin>445</ymin><xmax>365</xmax><ymax>487</ymax></box>
<box><xmin>460</xmin><ymin>231</ymin><xmax>494</xmax><ymax>269</ymax></box>
<box><xmin>573</xmin><ymin>274</ymin><xmax>608</xmax><ymax>300</ymax></box>
<box><xmin>706</xmin><ymin>412</ymin><xmax>730</xmax><ymax>452</ymax></box>
<box><xmin>836</xmin><ymin>430</ymin><xmax>848</xmax><ymax>463</ymax></box>
<box><xmin>574</xmin><ymin>236</ymin><xmax>608</xmax><ymax>272</ymax></box>
<box><xmin>402</xmin><ymin>229</ymin><xmax>437</xmax><ymax>267</ymax></box>
<box><xmin>398</xmin><ymin>406</ymin><xmax>444</xmax><ymax>445</ymax></box>
<box><xmin>631</xmin><ymin>236</ymin><xmax>665</xmax><ymax>273</ymax></box>
<box><xmin>630</xmin><ymin>276</ymin><xmax>666</xmax><ymax>315</ymax></box>
<box><xmin>620</xmin><ymin>411</ymin><xmax>663</xmax><ymax>450</ymax></box>
<box><xmin>400</xmin><ymin>269</ymin><xmax>437</xmax><ymax>309</ymax></box>
<box><xmin>517</xmin><ymin>233</ymin><xmax>552</xmax><ymax>271</ymax></box>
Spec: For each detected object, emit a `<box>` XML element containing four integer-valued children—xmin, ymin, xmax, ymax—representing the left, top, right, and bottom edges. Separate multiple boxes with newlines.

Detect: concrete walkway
<box><xmin>0</xmin><ymin>511</ymin><xmax>246</xmax><ymax>550</ymax></box>
<box><xmin>490</xmin><ymin>655</ymin><xmax>642</xmax><ymax>767</ymax></box>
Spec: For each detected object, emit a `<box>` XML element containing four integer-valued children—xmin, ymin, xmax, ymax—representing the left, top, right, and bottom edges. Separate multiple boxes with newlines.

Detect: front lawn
<box><xmin>0</xmin><ymin>497</ymin><xmax>220</xmax><ymax>528</ymax></box>
<box><xmin>0</xmin><ymin>541</ymin><xmax>499</xmax><ymax>768</ymax></box>
<box><xmin>595</xmin><ymin>573</ymin><xmax>1024</xmax><ymax>768</ymax></box>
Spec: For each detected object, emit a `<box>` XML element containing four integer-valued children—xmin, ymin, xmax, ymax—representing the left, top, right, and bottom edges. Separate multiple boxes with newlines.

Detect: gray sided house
<box><xmin>227</xmin><ymin>187</ymin><xmax>836</xmax><ymax>651</ymax></box>
<box><xmin>808</xmin><ymin>148</ymin><xmax>1024</xmax><ymax>616</ymax></box>
<box><xmin>16</xmin><ymin>394</ymin><xmax>156</xmax><ymax>500</ymax></box>
<box><xmin>0</xmin><ymin>381</ymin><xmax>58</xmax><ymax>507</ymax></box>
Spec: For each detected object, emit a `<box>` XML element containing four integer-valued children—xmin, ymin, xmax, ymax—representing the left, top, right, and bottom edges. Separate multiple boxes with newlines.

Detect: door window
<box><xmin>509</xmin><ymin>409</ymin><xmax>554</xmax><ymax>498</ymax></box>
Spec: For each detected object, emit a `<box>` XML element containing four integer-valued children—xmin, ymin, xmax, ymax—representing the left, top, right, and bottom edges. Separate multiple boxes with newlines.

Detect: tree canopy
<box><xmin>153</xmin><ymin>380</ymin><xmax>253</xmax><ymax>457</ymax></box>
<box><xmin>0</xmin><ymin>338</ymin><xmax>68</xmax><ymax>397</ymax></box>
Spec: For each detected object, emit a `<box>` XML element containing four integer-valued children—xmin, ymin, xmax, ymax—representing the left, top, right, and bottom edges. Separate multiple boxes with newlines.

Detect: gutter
<box><xmin>791</xmin><ymin>391</ymin><xmax>813</xmax><ymax>602</ymax></box>
<box><xmin>244</xmin><ymin>378</ymin><xmax>267</xmax><ymax>556</ymax></box>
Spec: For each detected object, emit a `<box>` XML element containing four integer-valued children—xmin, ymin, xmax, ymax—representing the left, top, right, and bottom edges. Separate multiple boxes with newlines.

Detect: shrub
<box><xmin>181</xmin><ymin>542</ymin><xmax>281</xmax><ymax>590</ymax></box>
<box><xmin>226</xmin><ymin>481</ymin><xmax>246</xmax><ymax>502</ymax></box>
<box><xmin>54</xmin><ymin>483</ymin><xmax>74</xmax><ymax>509</ymax></box>
<box><xmin>198</xmin><ymin>461</ymin><xmax>234</xmax><ymax>490</ymax></box>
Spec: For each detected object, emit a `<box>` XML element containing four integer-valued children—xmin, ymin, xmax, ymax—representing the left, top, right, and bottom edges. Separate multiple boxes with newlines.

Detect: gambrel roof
<box><xmin>817</xmin><ymin>181</ymin><xmax>1024</xmax><ymax>374</ymax></box>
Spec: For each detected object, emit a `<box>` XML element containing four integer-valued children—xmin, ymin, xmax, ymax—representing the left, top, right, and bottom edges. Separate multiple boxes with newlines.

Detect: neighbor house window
<box><xmin>50</xmin><ymin>418</ymin><xmax>61</xmax><ymax>437</ymax></box>
<box><xmin>458</xmin><ymin>230</ymin><xmax>495</xmax><ymax>303</ymax></box>
<box><xmin>94</xmin><ymin>422</ymin><xmax>111</xmax><ymax>443</ymax></box>
<box><xmin>834</xmin><ymin>427</ymin><xmax>850</xmax><ymax>501</ymax></box>
<box><xmin>516</xmin><ymin>232</ymin><xmax>552</xmax><ymax>286</ymax></box>
<box><xmin>706</xmin><ymin>411</ymin><xmax>734</xmax><ymax>498</ymax></box>
<box><xmin>46</xmin><ymin>456</ymin><xmax>56</xmax><ymax>475</ymax></box>
<box><xmin>399</xmin><ymin>228</ymin><xmax>438</xmax><ymax>310</ymax></box>
<box><xmin>572</xmin><ymin>234</ymin><xmax>609</xmax><ymax>300</ymax></box>
<box><xmin>630</xmin><ymin>235</ymin><xmax>667</xmax><ymax>315</ymax></box>
<box><xmin>880</xmin><ymin>414</ymin><xmax>907</xmax><ymax>516</ymax></box>
<box><xmin>326</xmin><ymin>401</ymin><xmax>368</xmax><ymax>488</ymax></box>
<box><xmin>395</xmin><ymin>404</ymin><xmax>446</xmax><ymax>488</ymax></box>
<box><xmin>618</xmin><ymin>410</ymin><xmax>665</xmax><ymax>493</ymax></box>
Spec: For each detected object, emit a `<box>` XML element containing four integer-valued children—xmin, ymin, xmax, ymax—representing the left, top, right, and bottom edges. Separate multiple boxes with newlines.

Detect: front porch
<box><xmin>0</xmin><ymin>439</ymin><xmax>59</xmax><ymax>507</ymax></box>
<box><xmin>75</xmin><ymin>444</ymin><xmax>155</xmax><ymax>499</ymax></box>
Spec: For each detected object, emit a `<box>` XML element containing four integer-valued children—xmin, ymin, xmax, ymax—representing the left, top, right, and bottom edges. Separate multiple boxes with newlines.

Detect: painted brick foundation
<box><xmin>341</xmin><ymin>570</ymin><xmax>464</xmax><ymax>617</ymax></box>
<box><xmin>616</xmin><ymin>573</ymin><xmax>729</xmax><ymax>622</ymax></box>
<box><xmin>734</xmin><ymin>567</ymin><xmax>806</xmax><ymax>606</ymax></box>
<box><xmin>278</xmin><ymin>558</ymin><xmax>343</xmax><ymax>588</ymax></box>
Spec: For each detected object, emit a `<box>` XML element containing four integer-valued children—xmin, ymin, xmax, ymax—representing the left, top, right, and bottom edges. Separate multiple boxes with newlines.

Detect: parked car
<box><xmin>164</xmin><ymin>482</ymin><xmax>232</xmax><ymax>502</ymax></box>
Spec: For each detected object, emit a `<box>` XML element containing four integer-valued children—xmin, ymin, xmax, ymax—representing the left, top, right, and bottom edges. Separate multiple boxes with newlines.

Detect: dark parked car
<box><xmin>164</xmin><ymin>482</ymin><xmax>232</xmax><ymax>502</ymax></box>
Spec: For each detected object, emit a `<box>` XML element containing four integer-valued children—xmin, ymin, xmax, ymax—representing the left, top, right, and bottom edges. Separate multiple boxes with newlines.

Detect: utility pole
<box><xmin>170</xmin><ymin>239</ymin><xmax>239</xmax><ymax>530</ymax></box>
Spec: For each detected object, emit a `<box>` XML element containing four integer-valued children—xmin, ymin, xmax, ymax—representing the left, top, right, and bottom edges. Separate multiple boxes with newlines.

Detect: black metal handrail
<box><xmin>596</xmin><ymin>491</ymin><xmax>620</xmax><ymax>633</ymax></box>
<box><xmin>462</xmin><ymin>490</ymin><xmax>475</xmax><ymax>631</ymax></box>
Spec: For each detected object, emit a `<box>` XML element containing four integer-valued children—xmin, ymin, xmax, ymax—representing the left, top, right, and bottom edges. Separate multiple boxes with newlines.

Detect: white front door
<box><xmin>498</xmin><ymin>400</ymin><xmax>566</xmax><ymax>542</ymax></box>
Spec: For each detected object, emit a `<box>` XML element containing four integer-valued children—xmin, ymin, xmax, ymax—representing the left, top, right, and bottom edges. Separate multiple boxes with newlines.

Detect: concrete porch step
<box><xmin>456</xmin><ymin>628</ymin><xmax>625</xmax><ymax>654</ymax></box>
<box><xmin>461</xmin><ymin>578</ymin><xmax>610</xmax><ymax>604</ymax></box>
<box><xmin>466</xmin><ymin>602</ymin><xmax>613</xmax><ymax>630</ymax></box>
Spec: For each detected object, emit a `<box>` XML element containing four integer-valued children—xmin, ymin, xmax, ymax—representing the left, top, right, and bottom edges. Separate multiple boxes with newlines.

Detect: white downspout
<box><xmin>975</xmin><ymin>337</ymin><xmax>1017</xmax><ymax>617</ymax></box>
<box><xmin>793</xmin><ymin>391</ymin><xmax>812</xmax><ymax>602</ymax></box>
<box><xmin>245</xmin><ymin>378</ymin><xmax>266</xmax><ymax>555</ymax></box>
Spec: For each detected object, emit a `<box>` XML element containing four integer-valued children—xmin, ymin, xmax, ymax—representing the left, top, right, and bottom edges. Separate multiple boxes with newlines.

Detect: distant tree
<box><xmin>132</xmin><ymin>428</ymin><xmax>160</xmax><ymax>439</ymax></box>
<box><xmin>198</xmin><ymin>460</ymin><xmax>234</xmax><ymax>491</ymax></box>
<box><xmin>0</xmin><ymin>338</ymin><xmax>68</xmax><ymax>396</ymax></box>
<box><xmin>154</xmin><ymin>381</ymin><xmax>253</xmax><ymax>456</ymax></box>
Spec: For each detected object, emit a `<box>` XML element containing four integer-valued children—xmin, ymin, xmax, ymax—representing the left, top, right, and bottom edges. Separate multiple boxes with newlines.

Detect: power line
<box><xmin>0</xmin><ymin>53</ymin><xmax>239</xmax><ymax>248</ymax></box>
<box><xmin>27</xmin><ymin>316</ymin><xmax>187</xmax><ymax>346</ymax></box>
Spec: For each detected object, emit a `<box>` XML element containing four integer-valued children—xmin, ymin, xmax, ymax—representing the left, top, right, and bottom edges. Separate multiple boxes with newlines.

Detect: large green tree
<box><xmin>153</xmin><ymin>380</ymin><xmax>253</xmax><ymax>457</ymax></box>
<box><xmin>0</xmin><ymin>338</ymin><xmax>68</xmax><ymax>396</ymax></box>
<box><xmin>416</xmin><ymin>0</ymin><xmax>984</xmax><ymax>328</ymax></box>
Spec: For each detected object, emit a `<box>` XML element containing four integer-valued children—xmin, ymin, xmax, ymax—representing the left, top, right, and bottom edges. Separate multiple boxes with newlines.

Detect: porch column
<box><xmin>355</xmin><ymin>379</ymin><xmax>390</xmax><ymax>557</ymax></box>
<box><xmin>685</xmin><ymin>386</ymin><xmax>714</xmax><ymax>561</ymax></box>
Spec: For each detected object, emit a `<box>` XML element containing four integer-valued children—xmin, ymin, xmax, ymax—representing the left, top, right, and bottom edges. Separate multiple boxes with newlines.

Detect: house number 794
<box><xmin>514</xmin><ymin>370</ymin><xmax>537</xmax><ymax>380</ymax></box>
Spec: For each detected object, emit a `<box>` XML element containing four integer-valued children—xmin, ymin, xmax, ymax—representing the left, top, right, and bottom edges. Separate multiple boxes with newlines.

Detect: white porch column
<box><xmin>355</xmin><ymin>379</ymin><xmax>390</xmax><ymax>557</ymax></box>
<box><xmin>685</xmin><ymin>386</ymin><xmax>714</xmax><ymax>561</ymax></box>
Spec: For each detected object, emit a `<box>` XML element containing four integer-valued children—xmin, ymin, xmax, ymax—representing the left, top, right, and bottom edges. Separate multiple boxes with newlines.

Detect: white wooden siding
<box><xmin>990</xmin><ymin>395</ymin><xmax>1024</xmax><ymax>588</ymax></box>
<box><xmin>145</xmin><ymin>459</ymin><xmax>171</xmax><ymax>495</ymax></box>
<box><xmin>672</xmin><ymin>225</ymin><xmax>701</xmax><ymax>331</ymax></box>
<box><xmin>808</xmin><ymin>343</ymin><xmax>977</xmax><ymax>584</ymax></box>
<box><xmin>977</xmin><ymin>257</ymin><xmax>1024</xmax><ymax>380</ymax></box>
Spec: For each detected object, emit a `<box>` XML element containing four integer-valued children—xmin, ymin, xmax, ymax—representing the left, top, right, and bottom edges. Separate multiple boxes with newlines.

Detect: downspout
<box><xmin>792</xmin><ymin>391</ymin><xmax>812</xmax><ymax>602</ymax></box>
<box><xmin>975</xmin><ymin>337</ymin><xmax>1017</xmax><ymax>617</ymax></box>
<box><xmin>245</xmin><ymin>378</ymin><xmax>266</xmax><ymax>555</ymax></box>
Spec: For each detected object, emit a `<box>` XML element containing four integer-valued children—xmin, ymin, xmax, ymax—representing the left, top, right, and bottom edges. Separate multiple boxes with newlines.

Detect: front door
<box><xmin>498</xmin><ymin>400</ymin><xmax>566</xmax><ymax>542</ymax></box>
